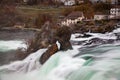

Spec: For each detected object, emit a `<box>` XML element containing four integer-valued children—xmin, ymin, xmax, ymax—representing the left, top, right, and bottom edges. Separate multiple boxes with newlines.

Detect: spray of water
<box><xmin>0</xmin><ymin>28</ymin><xmax>120</xmax><ymax>80</ymax></box>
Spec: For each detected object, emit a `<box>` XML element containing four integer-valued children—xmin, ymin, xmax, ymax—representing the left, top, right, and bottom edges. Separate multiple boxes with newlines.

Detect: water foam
<box><xmin>0</xmin><ymin>40</ymin><xmax>27</xmax><ymax>52</ymax></box>
<box><xmin>0</xmin><ymin>28</ymin><xmax>120</xmax><ymax>80</ymax></box>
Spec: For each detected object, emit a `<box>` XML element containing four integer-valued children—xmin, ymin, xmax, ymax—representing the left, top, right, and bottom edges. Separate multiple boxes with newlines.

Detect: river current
<box><xmin>0</xmin><ymin>28</ymin><xmax>120</xmax><ymax>80</ymax></box>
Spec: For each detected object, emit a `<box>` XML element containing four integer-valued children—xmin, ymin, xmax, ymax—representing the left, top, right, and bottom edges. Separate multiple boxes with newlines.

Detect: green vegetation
<box><xmin>93</xmin><ymin>2</ymin><xmax>113</xmax><ymax>12</ymax></box>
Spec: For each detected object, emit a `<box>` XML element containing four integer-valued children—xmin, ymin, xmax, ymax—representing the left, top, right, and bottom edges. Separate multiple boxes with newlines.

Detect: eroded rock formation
<box><xmin>39</xmin><ymin>26</ymin><xmax>73</xmax><ymax>64</ymax></box>
<box><xmin>40</xmin><ymin>43</ymin><xmax>59</xmax><ymax>64</ymax></box>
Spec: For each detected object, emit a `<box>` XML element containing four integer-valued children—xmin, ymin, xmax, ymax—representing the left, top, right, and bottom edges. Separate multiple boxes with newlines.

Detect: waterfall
<box><xmin>0</xmin><ymin>44</ymin><xmax>120</xmax><ymax>80</ymax></box>
<box><xmin>0</xmin><ymin>28</ymin><xmax>120</xmax><ymax>80</ymax></box>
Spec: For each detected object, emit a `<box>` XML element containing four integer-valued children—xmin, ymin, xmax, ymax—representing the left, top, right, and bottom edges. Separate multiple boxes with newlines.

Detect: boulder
<box><xmin>40</xmin><ymin>43</ymin><xmax>58</xmax><ymax>64</ymax></box>
<box><xmin>55</xmin><ymin>26</ymin><xmax>73</xmax><ymax>50</ymax></box>
<box><xmin>39</xmin><ymin>26</ymin><xmax>73</xmax><ymax>64</ymax></box>
<box><xmin>75</xmin><ymin>34</ymin><xmax>92</xmax><ymax>38</ymax></box>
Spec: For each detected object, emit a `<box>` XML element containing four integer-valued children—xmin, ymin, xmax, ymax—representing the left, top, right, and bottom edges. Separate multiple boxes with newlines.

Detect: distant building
<box><xmin>75</xmin><ymin>0</ymin><xmax>84</xmax><ymax>4</ymax></box>
<box><xmin>61</xmin><ymin>11</ymin><xmax>84</xmax><ymax>26</ymax></box>
<box><xmin>64</xmin><ymin>0</ymin><xmax>76</xmax><ymax>6</ymax></box>
<box><xmin>94</xmin><ymin>12</ymin><xmax>109</xmax><ymax>20</ymax></box>
<box><xmin>110</xmin><ymin>8</ymin><xmax>120</xmax><ymax>16</ymax></box>
<box><xmin>14</xmin><ymin>22</ymin><xmax>25</xmax><ymax>29</ymax></box>
<box><xmin>94</xmin><ymin>7</ymin><xmax>120</xmax><ymax>20</ymax></box>
<box><xmin>110</xmin><ymin>7</ymin><xmax>120</xmax><ymax>19</ymax></box>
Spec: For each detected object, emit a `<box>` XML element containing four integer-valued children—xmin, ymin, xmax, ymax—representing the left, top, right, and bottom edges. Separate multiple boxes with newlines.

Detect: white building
<box><xmin>110</xmin><ymin>8</ymin><xmax>120</xmax><ymax>16</ymax></box>
<box><xmin>64</xmin><ymin>0</ymin><xmax>75</xmax><ymax>6</ymax></box>
<box><xmin>109</xmin><ymin>8</ymin><xmax>120</xmax><ymax>19</ymax></box>
<box><xmin>94</xmin><ymin>12</ymin><xmax>109</xmax><ymax>20</ymax></box>
<box><xmin>61</xmin><ymin>11</ymin><xmax>84</xmax><ymax>26</ymax></box>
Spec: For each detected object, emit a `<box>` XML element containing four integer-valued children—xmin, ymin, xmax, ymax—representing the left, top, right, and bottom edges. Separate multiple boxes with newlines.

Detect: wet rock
<box><xmin>39</xmin><ymin>26</ymin><xmax>73</xmax><ymax>64</ymax></box>
<box><xmin>85</xmin><ymin>38</ymin><xmax>103</xmax><ymax>45</ymax></box>
<box><xmin>71</xmin><ymin>40</ymin><xmax>87</xmax><ymax>45</ymax></box>
<box><xmin>75</xmin><ymin>34</ymin><xmax>92</xmax><ymax>38</ymax></box>
<box><xmin>115</xmin><ymin>33</ymin><xmax>120</xmax><ymax>40</ymax></box>
<box><xmin>55</xmin><ymin>26</ymin><xmax>73</xmax><ymax>50</ymax></box>
<box><xmin>85</xmin><ymin>38</ymin><xmax>115</xmax><ymax>46</ymax></box>
<box><xmin>40</xmin><ymin>43</ymin><xmax>58</xmax><ymax>64</ymax></box>
<box><xmin>73</xmin><ymin>20</ymin><xmax>117</xmax><ymax>34</ymax></box>
<box><xmin>27</xmin><ymin>21</ymin><xmax>58</xmax><ymax>53</ymax></box>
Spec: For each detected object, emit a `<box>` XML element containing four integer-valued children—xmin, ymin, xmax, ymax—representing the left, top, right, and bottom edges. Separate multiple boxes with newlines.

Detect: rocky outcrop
<box><xmin>115</xmin><ymin>33</ymin><xmax>120</xmax><ymax>40</ymax></box>
<box><xmin>40</xmin><ymin>43</ymin><xmax>59</xmax><ymax>64</ymax></box>
<box><xmin>72</xmin><ymin>20</ymin><xmax>117</xmax><ymax>33</ymax></box>
<box><xmin>55</xmin><ymin>26</ymin><xmax>73</xmax><ymax>50</ymax></box>
<box><xmin>75</xmin><ymin>34</ymin><xmax>92</xmax><ymax>38</ymax></box>
<box><xmin>26</xmin><ymin>21</ymin><xmax>58</xmax><ymax>53</ymax></box>
<box><xmin>84</xmin><ymin>38</ymin><xmax>115</xmax><ymax>46</ymax></box>
<box><xmin>27</xmin><ymin>23</ymin><xmax>73</xmax><ymax>53</ymax></box>
<box><xmin>39</xmin><ymin>26</ymin><xmax>73</xmax><ymax>64</ymax></box>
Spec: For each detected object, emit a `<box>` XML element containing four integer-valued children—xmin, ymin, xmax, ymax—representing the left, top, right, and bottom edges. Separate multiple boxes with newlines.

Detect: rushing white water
<box><xmin>0</xmin><ymin>28</ymin><xmax>120</xmax><ymax>80</ymax></box>
<box><xmin>0</xmin><ymin>44</ymin><xmax>120</xmax><ymax>80</ymax></box>
<box><xmin>0</xmin><ymin>47</ymin><xmax>85</xmax><ymax>80</ymax></box>
<box><xmin>0</xmin><ymin>40</ymin><xmax>27</xmax><ymax>52</ymax></box>
<box><xmin>71</xmin><ymin>32</ymin><xmax>117</xmax><ymax>41</ymax></box>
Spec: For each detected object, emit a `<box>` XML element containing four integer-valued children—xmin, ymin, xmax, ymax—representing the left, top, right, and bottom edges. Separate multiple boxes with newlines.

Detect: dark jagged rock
<box><xmin>115</xmin><ymin>33</ymin><xmax>120</xmax><ymax>40</ymax></box>
<box><xmin>75</xmin><ymin>34</ymin><xmax>92</xmax><ymax>38</ymax></box>
<box><xmin>39</xmin><ymin>26</ymin><xmax>73</xmax><ymax>64</ymax></box>
<box><xmin>71</xmin><ymin>40</ymin><xmax>87</xmax><ymax>45</ymax></box>
<box><xmin>85</xmin><ymin>38</ymin><xmax>115</xmax><ymax>46</ymax></box>
<box><xmin>55</xmin><ymin>26</ymin><xmax>73</xmax><ymax>50</ymax></box>
<box><xmin>27</xmin><ymin>21</ymin><xmax>58</xmax><ymax>53</ymax></box>
<box><xmin>40</xmin><ymin>44</ymin><xmax>58</xmax><ymax>64</ymax></box>
<box><xmin>73</xmin><ymin>20</ymin><xmax>117</xmax><ymax>34</ymax></box>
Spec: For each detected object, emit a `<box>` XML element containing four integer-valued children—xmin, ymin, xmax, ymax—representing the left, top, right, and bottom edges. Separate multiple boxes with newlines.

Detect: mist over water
<box><xmin>0</xmin><ymin>40</ymin><xmax>27</xmax><ymax>52</ymax></box>
<box><xmin>0</xmin><ymin>28</ymin><xmax>120</xmax><ymax>80</ymax></box>
<box><xmin>0</xmin><ymin>44</ymin><xmax>120</xmax><ymax>80</ymax></box>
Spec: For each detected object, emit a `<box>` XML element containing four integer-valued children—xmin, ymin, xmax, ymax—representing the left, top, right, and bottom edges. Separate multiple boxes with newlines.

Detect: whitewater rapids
<box><xmin>0</xmin><ymin>28</ymin><xmax>120</xmax><ymax>80</ymax></box>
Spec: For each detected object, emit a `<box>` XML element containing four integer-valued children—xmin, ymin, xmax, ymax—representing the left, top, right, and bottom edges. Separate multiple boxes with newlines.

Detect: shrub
<box><xmin>93</xmin><ymin>2</ymin><xmax>113</xmax><ymax>12</ymax></box>
<box><xmin>62</xmin><ymin>7</ymin><xmax>74</xmax><ymax>16</ymax></box>
<box><xmin>0</xmin><ymin>6</ymin><xmax>16</xmax><ymax>27</ymax></box>
<box><xmin>62</xmin><ymin>4</ymin><xmax>94</xmax><ymax>18</ymax></box>
<box><xmin>26</xmin><ymin>0</ymin><xmax>38</xmax><ymax>5</ymax></box>
<box><xmin>35</xmin><ymin>13</ymin><xmax>53</xmax><ymax>29</ymax></box>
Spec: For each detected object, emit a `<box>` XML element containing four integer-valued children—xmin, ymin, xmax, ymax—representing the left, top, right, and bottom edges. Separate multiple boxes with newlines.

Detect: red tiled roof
<box><xmin>66</xmin><ymin>11</ymin><xmax>83</xmax><ymax>20</ymax></box>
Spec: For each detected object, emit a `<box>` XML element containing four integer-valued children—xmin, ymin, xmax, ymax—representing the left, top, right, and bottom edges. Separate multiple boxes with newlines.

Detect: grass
<box><xmin>16</xmin><ymin>5</ymin><xmax>65</xmax><ymax>17</ymax></box>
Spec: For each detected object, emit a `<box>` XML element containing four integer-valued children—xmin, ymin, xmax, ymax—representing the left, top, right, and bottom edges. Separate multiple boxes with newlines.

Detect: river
<box><xmin>0</xmin><ymin>29</ymin><xmax>37</xmax><ymax>65</ymax></box>
<box><xmin>0</xmin><ymin>28</ymin><xmax>120</xmax><ymax>80</ymax></box>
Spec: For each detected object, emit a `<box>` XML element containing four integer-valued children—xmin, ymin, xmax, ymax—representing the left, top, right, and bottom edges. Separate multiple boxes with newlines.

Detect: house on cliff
<box><xmin>61</xmin><ymin>11</ymin><xmax>84</xmax><ymax>26</ymax></box>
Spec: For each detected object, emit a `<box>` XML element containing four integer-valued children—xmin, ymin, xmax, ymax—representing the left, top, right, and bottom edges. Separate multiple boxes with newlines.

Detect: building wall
<box><xmin>61</xmin><ymin>16</ymin><xmax>84</xmax><ymax>26</ymax></box>
<box><xmin>94</xmin><ymin>15</ymin><xmax>109</xmax><ymax>20</ymax></box>
<box><xmin>110</xmin><ymin>8</ymin><xmax>120</xmax><ymax>16</ymax></box>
